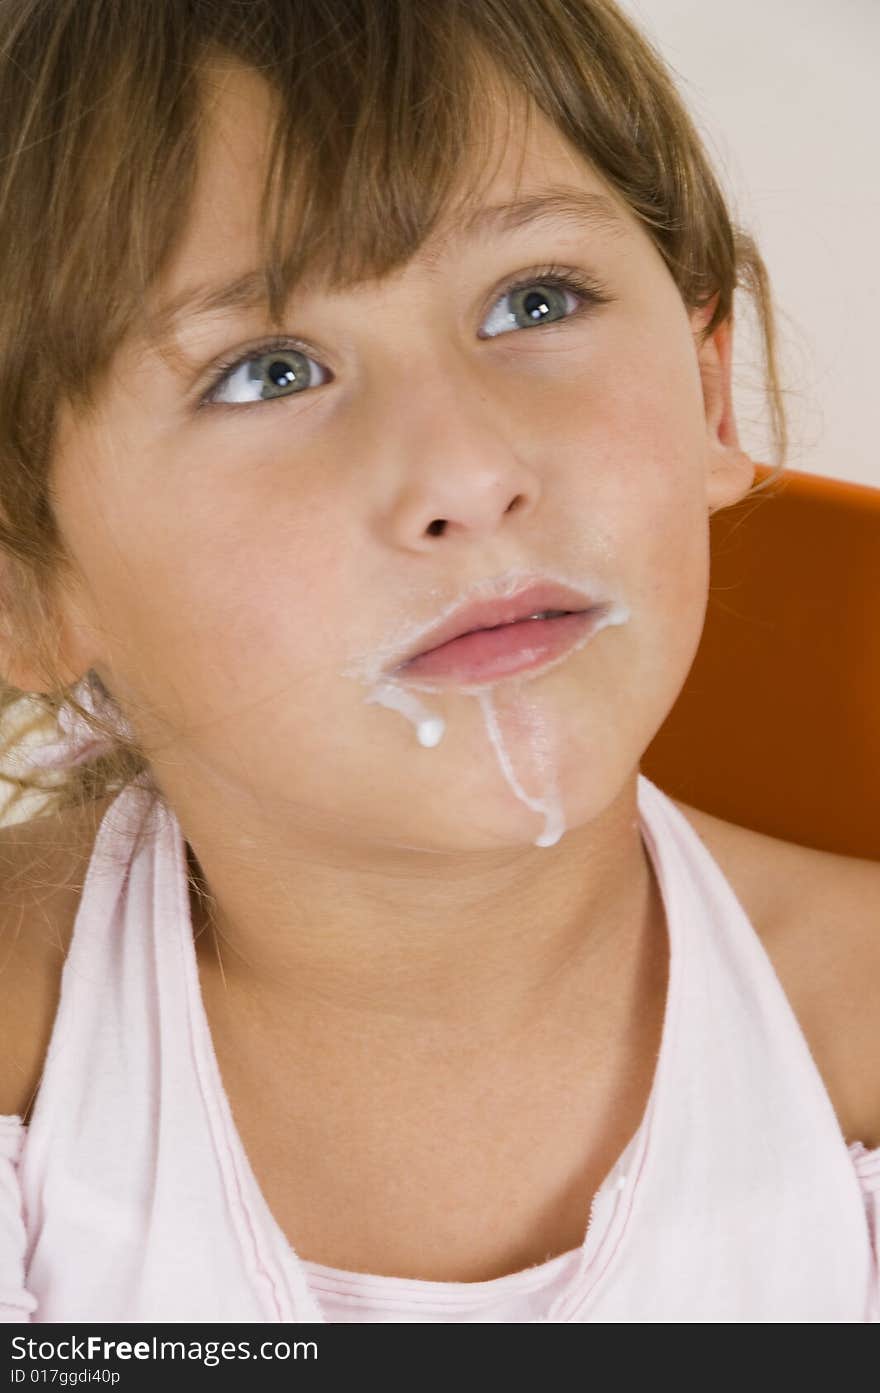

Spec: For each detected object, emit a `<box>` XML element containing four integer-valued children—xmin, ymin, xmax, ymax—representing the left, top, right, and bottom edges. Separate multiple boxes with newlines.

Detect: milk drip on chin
<box><xmin>361</xmin><ymin>676</ymin><xmax>563</xmax><ymax>846</ymax></box>
<box><xmin>348</xmin><ymin>600</ymin><xmax>630</xmax><ymax>850</ymax></box>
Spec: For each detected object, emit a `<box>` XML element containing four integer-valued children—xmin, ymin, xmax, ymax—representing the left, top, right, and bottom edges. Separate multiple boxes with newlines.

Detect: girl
<box><xmin>0</xmin><ymin>0</ymin><xmax>877</xmax><ymax>1323</ymax></box>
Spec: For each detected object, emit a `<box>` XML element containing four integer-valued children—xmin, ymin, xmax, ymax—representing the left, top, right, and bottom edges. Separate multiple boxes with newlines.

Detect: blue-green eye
<box><xmin>201</xmin><ymin>343</ymin><xmax>328</xmax><ymax>408</ymax></box>
<box><xmin>198</xmin><ymin>264</ymin><xmax>611</xmax><ymax>409</ymax></box>
<box><xmin>478</xmin><ymin>268</ymin><xmax>604</xmax><ymax>338</ymax></box>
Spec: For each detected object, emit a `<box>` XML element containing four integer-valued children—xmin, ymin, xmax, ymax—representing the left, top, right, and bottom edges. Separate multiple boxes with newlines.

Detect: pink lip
<box><xmin>387</xmin><ymin>576</ymin><xmax>607</xmax><ymax>685</ymax></box>
<box><xmin>389</xmin><ymin>576</ymin><xmax>601</xmax><ymax>668</ymax></box>
<box><xmin>392</xmin><ymin>605</ymin><xmax>609</xmax><ymax>686</ymax></box>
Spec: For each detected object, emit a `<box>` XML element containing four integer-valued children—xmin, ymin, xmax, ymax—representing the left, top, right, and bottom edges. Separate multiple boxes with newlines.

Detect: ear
<box><xmin>0</xmin><ymin>557</ymin><xmax>94</xmax><ymax>697</ymax></box>
<box><xmin>692</xmin><ymin>299</ymin><xmax>759</xmax><ymax>516</ymax></box>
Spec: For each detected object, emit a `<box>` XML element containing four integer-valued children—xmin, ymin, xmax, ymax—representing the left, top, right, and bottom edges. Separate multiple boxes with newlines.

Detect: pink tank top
<box><xmin>1</xmin><ymin>680</ymin><xmax>878</xmax><ymax>1321</ymax></box>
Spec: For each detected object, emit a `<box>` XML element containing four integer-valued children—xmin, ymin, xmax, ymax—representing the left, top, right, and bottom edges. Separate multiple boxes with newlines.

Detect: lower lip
<box><xmin>393</xmin><ymin>609</ymin><xmax>607</xmax><ymax>687</ymax></box>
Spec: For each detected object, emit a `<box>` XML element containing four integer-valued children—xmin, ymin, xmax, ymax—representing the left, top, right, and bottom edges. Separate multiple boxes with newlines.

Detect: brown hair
<box><xmin>0</xmin><ymin>0</ymin><xmax>787</xmax><ymax>828</ymax></box>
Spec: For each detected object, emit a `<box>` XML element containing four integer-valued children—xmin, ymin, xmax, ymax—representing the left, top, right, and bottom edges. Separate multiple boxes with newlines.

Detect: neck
<box><xmin>186</xmin><ymin>781</ymin><xmax>664</xmax><ymax>1061</ymax></box>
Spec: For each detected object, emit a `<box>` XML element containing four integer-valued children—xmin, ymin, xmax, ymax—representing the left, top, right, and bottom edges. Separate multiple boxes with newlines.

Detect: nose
<box><xmin>371</xmin><ymin>356</ymin><xmax>542</xmax><ymax>549</ymax></box>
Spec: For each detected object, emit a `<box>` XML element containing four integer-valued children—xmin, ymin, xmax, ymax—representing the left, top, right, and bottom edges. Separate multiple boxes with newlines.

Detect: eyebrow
<box><xmin>148</xmin><ymin>187</ymin><xmax>627</xmax><ymax>341</ymax></box>
<box><xmin>461</xmin><ymin>187</ymin><xmax>626</xmax><ymax>242</ymax></box>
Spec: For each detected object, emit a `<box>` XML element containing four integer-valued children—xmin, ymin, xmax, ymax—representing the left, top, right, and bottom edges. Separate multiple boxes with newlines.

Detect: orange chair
<box><xmin>641</xmin><ymin>463</ymin><xmax>880</xmax><ymax>862</ymax></box>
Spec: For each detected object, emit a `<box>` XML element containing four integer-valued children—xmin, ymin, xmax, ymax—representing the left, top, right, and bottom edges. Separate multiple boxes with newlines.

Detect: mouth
<box><xmin>387</xmin><ymin>580</ymin><xmax>609</xmax><ymax>688</ymax></box>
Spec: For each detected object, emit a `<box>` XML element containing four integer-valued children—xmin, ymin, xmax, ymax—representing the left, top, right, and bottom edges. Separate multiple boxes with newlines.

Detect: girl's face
<box><xmin>50</xmin><ymin>60</ymin><xmax>754</xmax><ymax>857</ymax></box>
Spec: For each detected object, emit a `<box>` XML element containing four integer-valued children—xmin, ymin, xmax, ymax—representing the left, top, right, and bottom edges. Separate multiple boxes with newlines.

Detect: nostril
<box><xmin>426</xmin><ymin>518</ymin><xmax>447</xmax><ymax>537</ymax></box>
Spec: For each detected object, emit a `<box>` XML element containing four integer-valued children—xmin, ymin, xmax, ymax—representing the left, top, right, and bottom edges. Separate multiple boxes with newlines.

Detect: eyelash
<box><xmin>197</xmin><ymin>263</ymin><xmax>613</xmax><ymax>411</ymax></box>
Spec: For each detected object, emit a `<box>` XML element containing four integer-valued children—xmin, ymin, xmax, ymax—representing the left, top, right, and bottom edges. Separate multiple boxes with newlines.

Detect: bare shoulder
<box><xmin>672</xmin><ymin>797</ymin><xmax>880</xmax><ymax>1149</ymax></box>
<box><xmin>0</xmin><ymin>793</ymin><xmax>118</xmax><ymax>1121</ymax></box>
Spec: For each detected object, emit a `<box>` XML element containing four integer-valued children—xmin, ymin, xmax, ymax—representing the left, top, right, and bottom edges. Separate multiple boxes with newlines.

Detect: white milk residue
<box><xmin>343</xmin><ymin>585</ymin><xmax>630</xmax><ymax>849</ymax></box>
<box><xmin>475</xmin><ymin>686</ymin><xmax>564</xmax><ymax>847</ymax></box>
<box><xmin>363</xmin><ymin>682</ymin><xmax>446</xmax><ymax>749</ymax></box>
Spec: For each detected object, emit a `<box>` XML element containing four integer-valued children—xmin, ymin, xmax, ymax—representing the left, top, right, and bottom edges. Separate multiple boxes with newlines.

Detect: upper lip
<box><xmin>391</xmin><ymin>581</ymin><xmax>602</xmax><ymax>671</ymax></box>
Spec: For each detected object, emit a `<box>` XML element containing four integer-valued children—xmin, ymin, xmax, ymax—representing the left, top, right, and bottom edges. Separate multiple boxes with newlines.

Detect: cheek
<box><xmin>554</xmin><ymin>329</ymin><xmax>712</xmax><ymax>677</ymax></box>
<box><xmin>622</xmin><ymin>439</ymin><xmax>712</xmax><ymax>714</ymax></box>
<box><xmin>168</xmin><ymin>529</ymin><xmax>340</xmax><ymax>683</ymax></box>
<box><xmin>70</xmin><ymin>487</ymin><xmax>344</xmax><ymax>732</ymax></box>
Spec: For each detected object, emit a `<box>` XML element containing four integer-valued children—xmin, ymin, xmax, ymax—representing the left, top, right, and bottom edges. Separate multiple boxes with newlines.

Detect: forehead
<box><xmin>151</xmin><ymin>57</ymin><xmax>634</xmax><ymax>322</ymax></box>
